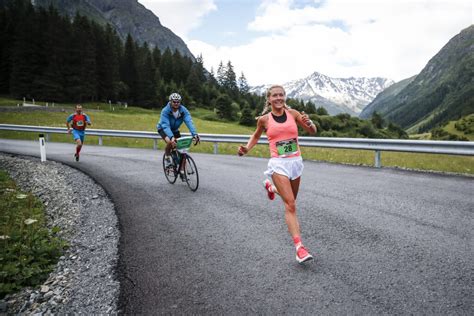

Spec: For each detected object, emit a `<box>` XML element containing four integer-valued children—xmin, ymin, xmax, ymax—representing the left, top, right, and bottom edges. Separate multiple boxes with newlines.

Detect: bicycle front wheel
<box><xmin>184</xmin><ymin>155</ymin><xmax>199</xmax><ymax>191</ymax></box>
<box><xmin>162</xmin><ymin>153</ymin><xmax>178</xmax><ymax>184</ymax></box>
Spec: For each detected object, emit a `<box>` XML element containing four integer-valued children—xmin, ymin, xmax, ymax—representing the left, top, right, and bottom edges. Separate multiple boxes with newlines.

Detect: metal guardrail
<box><xmin>1</xmin><ymin>124</ymin><xmax>473</xmax><ymax>168</ymax></box>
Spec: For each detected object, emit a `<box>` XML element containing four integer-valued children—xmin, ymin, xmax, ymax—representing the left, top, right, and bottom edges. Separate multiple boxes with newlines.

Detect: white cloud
<box><xmin>188</xmin><ymin>0</ymin><xmax>473</xmax><ymax>85</ymax></box>
<box><xmin>138</xmin><ymin>0</ymin><xmax>217</xmax><ymax>39</ymax></box>
<box><xmin>140</xmin><ymin>0</ymin><xmax>472</xmax><ymax>85</ymax></box>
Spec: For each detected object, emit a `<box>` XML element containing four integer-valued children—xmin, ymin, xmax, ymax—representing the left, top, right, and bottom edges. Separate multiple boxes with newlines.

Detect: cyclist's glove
<box><xmin>193</xmin><ymin>134</ymin><xmax>200</xmax><ymax>145</ymax></box>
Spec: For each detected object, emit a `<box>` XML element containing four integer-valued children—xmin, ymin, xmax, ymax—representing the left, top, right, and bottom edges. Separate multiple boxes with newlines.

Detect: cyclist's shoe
<box><xmin>263</xmin><ymin>179</ymin><xmax>275</xmax><ymax>200</ymax></box>
<box><xmin>74</xmin><ymin>153</ymin><xmax>79</xmax><ymax>162</ymax></box>
<box><xmin>296</xmin><ymin>244</ymin><xmax>313</xmax><ymax>264</ymax></box>
<box><xmin>164</xmin><ymin>156</ymin><xmax>173</xmax><ymax>168</ymax></box>
<box><xmin>179</xmin><ymin>170</ymin><xmax>186</xmax><ymax>181</ymax></box>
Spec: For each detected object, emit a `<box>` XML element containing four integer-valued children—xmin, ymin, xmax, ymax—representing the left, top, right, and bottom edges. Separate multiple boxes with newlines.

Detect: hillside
<box><xmin>32</xmin><ymin>0</ymin><xmax>195</xmax><ymax>59</ymax></box>
<box><xmin>360</xmin><ymin>75</ymin><xmax>416</xmax><ymax>119</ymax></box>
<box><xmin>362</xmin><ymin>25</ymin><xmax>474</xmax><ymax>132</ymax></box>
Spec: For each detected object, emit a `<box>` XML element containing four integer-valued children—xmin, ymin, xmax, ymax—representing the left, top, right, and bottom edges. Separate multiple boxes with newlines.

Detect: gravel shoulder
<box><xmin>0</xmin><ymin>153</ymin><xmax>119</xmax><ymax>314</ymax></box>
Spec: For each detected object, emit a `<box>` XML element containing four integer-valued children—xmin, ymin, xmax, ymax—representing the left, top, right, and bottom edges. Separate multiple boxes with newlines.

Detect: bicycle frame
<box><xmin>171</xmin><ymin>149</ymin><xmax>187</xmax><ymax>174</ymax></box>
<box><xmin>163</xmin><ymin>138</ymin><xmax>199</xmax><ymax>191</ymax></box>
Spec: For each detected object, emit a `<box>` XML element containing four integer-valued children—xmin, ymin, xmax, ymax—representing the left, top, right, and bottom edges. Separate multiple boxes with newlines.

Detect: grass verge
<box><xmin>0</xmin><ymin>169</ymin><xmax>68</xmax><ymax>298</ymax></box>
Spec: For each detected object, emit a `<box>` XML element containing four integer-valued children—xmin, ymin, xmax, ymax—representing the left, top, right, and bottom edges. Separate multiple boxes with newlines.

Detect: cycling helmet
<box><xmin>169</xmin><ymin>93</ymin><xmax>182</xmax><ymax>102</ymax></box>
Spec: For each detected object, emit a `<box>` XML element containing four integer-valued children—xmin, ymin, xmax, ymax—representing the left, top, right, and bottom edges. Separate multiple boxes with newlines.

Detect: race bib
<box><xmin>276</xmin><ymin>138</ymin><xmax>298</xmax><ymax>157</ymax></box>
<box><xmin>76</xmin><ymin>120</ymin><xmax>84</xmax><ymax>127</ymax></box>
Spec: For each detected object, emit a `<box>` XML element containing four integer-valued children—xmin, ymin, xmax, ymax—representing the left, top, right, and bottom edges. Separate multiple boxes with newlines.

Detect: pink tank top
<box><xmin>267</xmin><ymin>110</ymin><xmax>301</xmax><ymax>158</ymax></box>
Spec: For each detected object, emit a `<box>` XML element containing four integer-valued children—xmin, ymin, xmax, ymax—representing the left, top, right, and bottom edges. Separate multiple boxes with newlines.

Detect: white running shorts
<box><xmin>264</xmin><ymin>156</ymin><xmax>304</xmax><ymax>180</ymax></box>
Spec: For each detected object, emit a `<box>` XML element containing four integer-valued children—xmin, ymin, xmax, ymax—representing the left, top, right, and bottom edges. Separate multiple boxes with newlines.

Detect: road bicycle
<box><xmin>162</xmin><ymin>136</ymin><xmax>199</xmax><ymax>191</ymax></box>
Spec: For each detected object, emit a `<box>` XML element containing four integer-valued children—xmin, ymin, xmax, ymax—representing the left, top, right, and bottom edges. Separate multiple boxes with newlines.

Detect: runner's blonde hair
<box><xmin>258</xmin><ymin>84</ymin><xmax>289</xmax><ymax>118</ymax></box>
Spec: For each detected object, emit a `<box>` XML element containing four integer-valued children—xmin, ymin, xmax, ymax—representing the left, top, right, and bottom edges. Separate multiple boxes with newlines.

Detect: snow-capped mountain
<box><xmin>250</xmin><ymin>72</ymin><xmax>394</xmax><ymax>116</ymax></box>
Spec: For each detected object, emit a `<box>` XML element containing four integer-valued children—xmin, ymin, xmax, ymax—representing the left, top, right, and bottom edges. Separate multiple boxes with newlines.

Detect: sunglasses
<box><xmin>172</xmin><ymin>101</ymin><xmax>180</xmax><ymax>104</ymax></box>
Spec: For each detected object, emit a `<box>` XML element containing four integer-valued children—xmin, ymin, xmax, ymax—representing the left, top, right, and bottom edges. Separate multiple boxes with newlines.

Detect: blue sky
<box><xmin>188</xmin><ymin>1</ymin><xmax>262</xmax><ymax>46</ymax></box>
<box><xmin>139</xmin><ymin>0</ymin><xmax>473</xmax><ymax>86</ymax></box>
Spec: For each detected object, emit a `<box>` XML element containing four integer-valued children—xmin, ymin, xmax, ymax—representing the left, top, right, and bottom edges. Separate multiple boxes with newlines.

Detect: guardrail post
<box><xmin>45</xmin><ymin>133</ymin><xmax>50</xmax><ymax>142</ymax></box>
<box><xmin>99</xmin><ymin>136</ymin><xmax>103</xmax><ymax>146</ymax></box>
<box><xmin>153</xmin><ymin>139</ymin><xmax>157</xmax><ymax>150</ymax></box>
<box><xmin>375</xmin><ymin>150</ymin><xmax>381</xmax><ymax>168</ymax></box>
<box><xmin>39</xmin><ymin>134</ymin><xmax>46</xmax><ymax>162</ymax></box>
<box><xmin>213</xmin><ymin>142</ymin><xmax>218</xmax><ymax>154</ymax></box>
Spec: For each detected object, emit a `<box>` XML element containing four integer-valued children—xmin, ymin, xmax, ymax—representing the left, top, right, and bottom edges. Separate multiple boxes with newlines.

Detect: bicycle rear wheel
<box><xmin>183</xmin><ymin>155</ymin><xmax>199</xmax><ymax>191</ymax></box>
<box><xmin>162</xmin><ymin>153</ymin><xmax>178</xmax><ymax>184</ymax></box>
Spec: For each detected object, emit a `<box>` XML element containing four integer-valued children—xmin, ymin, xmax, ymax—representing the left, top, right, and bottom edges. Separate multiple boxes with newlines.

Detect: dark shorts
<box><xmin>158</xmin><ymin>129</ymin><xmax>181</xmax><ymax>140</ymax></box>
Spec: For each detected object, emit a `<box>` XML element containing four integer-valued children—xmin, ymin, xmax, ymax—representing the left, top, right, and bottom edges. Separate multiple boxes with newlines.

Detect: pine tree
<box><xmin>316</xmin><ymin>106</ymin><xmax>329</xmax><ymax>115</ymax></box>
<box><xmin>223</xmin><ymin>60</ymin><xmax>238</xmax><ymax>96</ymax></box>
<box><xmin>371</xmin><ymin>111</ymin><xmax>385</xmax><ymax>129</ymax></box>
<box><xmin>0</xmin><ymin>4</ymin><xmax>11</xmax><ymax>93</ymax></box>
<box><xmin>120</xmin><ymin>34</ymin><xmax>138</xmax><ymax>103</ymax></box>
<box><xmin>160</xmin><ymin>48</ymin><xmax>174</xmax><ymax>83</ymax></box>
<box><xmin>216</xmin><ymin>61</ymin><xmax>225</xmax><ymax>86</ymax></box>
<box><xmin>186</xmin><ymin>65</ymin><xmax>202</xmax><ymax>102</ymax></box>
<box><xmin>239</xmin><ymin>103</ymin><xmax>255</xmax><ymax>126</ymax></box>
<box><xmin>136</xmin><ymin>42</ymin><xmax>157</xmax><ymax>107</ymax></box>
<box><xmin>208</xmin><ymin>67</ymin><xmax>218</xmax><ymax>86</ymax></box>
<box><xmin>305</xmin><ymin>100</ymin><xmax>316</xmax><ymax>114</ymax></box>
<box><xmin>238</xmin><ymin>72</ymin><xmax>249</xmax><ymax>94</ymax></box>
<box><xmin>152</xmin><ymin>46</ymin><xmax>161</xmax><ymax>81</ymax></box>
<box><xmin>94</xmin><ymin>24</ymin><xmax>120</xmax><ymax>102</ymax></box>
<box><xmin>9</xmin><ymin>1</ymin><xmax>37</xmax><ymax>98</ymax></box>
<box><xmin>30</xmin><ymin>5</ymin><xmax>69</xmax><ymax>101</ymax></box>
<box><xmin>215</xmin><ymin>93</ymin><xmax>233</xmax><ymax>120</ymax></box>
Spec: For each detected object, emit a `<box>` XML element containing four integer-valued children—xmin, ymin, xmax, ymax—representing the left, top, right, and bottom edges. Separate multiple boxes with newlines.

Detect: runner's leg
<box><xmin>272</xmin><ymin>173</ymin><xmax>300</xmax><ymax>237</ymax></box>
<box><xmin>290</xmin><ymin>176</ymin><xmax>301</xmax><ymax>199</ymax></box>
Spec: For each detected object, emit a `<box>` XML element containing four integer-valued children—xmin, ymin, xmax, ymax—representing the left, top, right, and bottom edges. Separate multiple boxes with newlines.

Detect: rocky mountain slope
<box><xmin>250</xmin><ymin>72</ymin><xmax>393</xmax><ymax>116</ymax></box>
<box><xmin>360</xmin><ymin>75</ymin><xmax>416</xmax><ymax>119</ymax></box>
<box><xmin>32</xmin><ymin>0</ymin><xmax>195</xmax><ymax>59</ymax></box>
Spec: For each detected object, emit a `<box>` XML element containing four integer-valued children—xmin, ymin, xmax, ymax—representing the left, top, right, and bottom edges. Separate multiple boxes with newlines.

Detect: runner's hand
<box><xmin>301</xmin><ymin>111</ymin><xmax>312</xmax><ymax>127</ymax></box>
<box><xmin>238</xmin><ymin>145</ymin><xmax>248</xmax><ymax>156</ymax></box>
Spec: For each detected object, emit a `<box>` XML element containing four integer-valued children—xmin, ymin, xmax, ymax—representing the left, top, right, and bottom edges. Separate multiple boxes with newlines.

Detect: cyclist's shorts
<box><xmin>264</xmin><ymin>156</ymin><xmax>304</xmax><ymax>180</ymax></box>
<box><xmin>158</xmin><ymin>129</ymin><xmax>181</xmax><ymax>140</ymax></box>
<box><xmin>72</xmin><ymin>129</ymin><xmax>85</xmax><ymax>143</ymax></box>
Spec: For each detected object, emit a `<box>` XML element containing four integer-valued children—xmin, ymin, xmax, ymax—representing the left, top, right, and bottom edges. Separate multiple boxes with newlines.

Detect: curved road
<box><xmin>1</xmin><ymin>139</ymin><xmax>473</xmax><ymax>314</ymax></box>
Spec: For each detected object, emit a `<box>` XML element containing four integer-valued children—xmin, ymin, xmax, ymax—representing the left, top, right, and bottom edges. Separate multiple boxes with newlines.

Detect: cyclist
<box><xmin>157</xmin><ymin>93</ymin><xmax>199</xmax><ymax>167</ymax></box>
<box><xmin>66</xmin><ymin>104</ymin><xmax>91</xmax><ymax>162</ymax></box>
<box><xmin>238</xmin><ymin>84</ymin><xmax>317</xmax><ymax>264</ymax></box>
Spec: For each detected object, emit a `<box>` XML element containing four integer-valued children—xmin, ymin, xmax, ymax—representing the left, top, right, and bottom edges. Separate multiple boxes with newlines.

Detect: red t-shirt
<box><xmin>70</xmin><ymin>114</ymin><xmax>88</xmax><ymax>131</ymax></box>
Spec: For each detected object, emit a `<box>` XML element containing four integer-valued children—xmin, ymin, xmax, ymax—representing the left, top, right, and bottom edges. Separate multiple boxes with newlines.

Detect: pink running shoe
<box><xmin>263</xmin><ymin>179</ymin><xmax>275</xmax><ymax>200</ymax></box>
<box><xmin>296</xmin><ymin>244</ymin><xmax>313</xmax><ymax>264</ymax></box>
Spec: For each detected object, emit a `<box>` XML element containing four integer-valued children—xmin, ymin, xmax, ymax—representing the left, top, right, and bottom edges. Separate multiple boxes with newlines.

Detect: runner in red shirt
<box><xmin>66</xmin><ymin>104</ymin><xmax>91</xmax><ymax>162</ymax></box>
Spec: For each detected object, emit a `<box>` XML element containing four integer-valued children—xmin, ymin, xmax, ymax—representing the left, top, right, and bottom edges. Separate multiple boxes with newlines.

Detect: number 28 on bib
<box><xmin>276</xmin><ymin>138</ymin><xmax>299</xmax><ymax>157</ymax></box>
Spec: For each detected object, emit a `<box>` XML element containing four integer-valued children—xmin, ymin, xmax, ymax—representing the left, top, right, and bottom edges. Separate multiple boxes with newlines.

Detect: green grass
<box><xmin>0</xmin><ymin>97</ymin><xmax>473</xmax><ymax>175</ymax></box>
<box><xmin>444</xmin><ymin>120</ymin><xmax>474</xmax><ymax>141</ymax></box>
<box><xmin>0</xmin><ymin>169</ymin><xmax>67</xmax><ymax>298</ymax></box>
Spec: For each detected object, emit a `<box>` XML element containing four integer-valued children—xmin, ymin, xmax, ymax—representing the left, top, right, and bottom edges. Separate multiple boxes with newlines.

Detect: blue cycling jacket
<box><xmin>156</xmin><ymin>102</ymin><xmax>197</xmax><ymax>139</ymax></box>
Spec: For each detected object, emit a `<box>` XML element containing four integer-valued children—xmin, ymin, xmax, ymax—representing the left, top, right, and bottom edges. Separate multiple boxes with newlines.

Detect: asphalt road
<box><xmin>1</xmin><ymin>139</ymin><xmax>473</xmax><ymax>314</ymax></box>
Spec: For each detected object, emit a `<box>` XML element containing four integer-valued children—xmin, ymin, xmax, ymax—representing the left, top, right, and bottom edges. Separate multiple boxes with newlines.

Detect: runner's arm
<box><xmin>238</xmin><ymin>116</ymin><xmax>266</xmax><ymax>156</ymax></box>
<box><xmin>291</xmin><ymin>109</ymin><xmax>317</xmax><ymax>135</ymax></box>
<box><xmin>85</xmin><ymin>114</ymin><xmax>92</xmax><ymax>126</ymax></box>
<box><xmin>66</xmin><ymin>115</ymin><xmax>73</xmax><ymax>133</ymax></box>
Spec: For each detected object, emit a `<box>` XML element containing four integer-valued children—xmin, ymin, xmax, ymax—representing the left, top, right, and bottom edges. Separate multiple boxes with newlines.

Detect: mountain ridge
<box><xmin>250</xmin><ymin>72</ymin><xmax>394</xmax><ymax>116</ymax></box>
<box><xmin>360</xmin><ymin>25</ymin><xmax>474</xmax><ymax>132</ymax></box>
<box><xmin>32</xmin><ymin>0</ymin><xmax>195</xmax><ymax>59</ymax></box>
